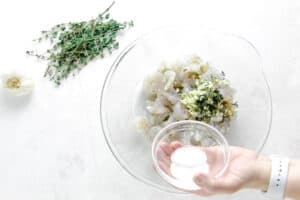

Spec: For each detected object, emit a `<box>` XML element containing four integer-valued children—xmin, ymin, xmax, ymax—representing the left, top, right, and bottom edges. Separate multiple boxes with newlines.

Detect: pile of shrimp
<box><xmin>135</xmin><ymin>55</ymin><xmax>236</xmax><ymax>139</ymax></box>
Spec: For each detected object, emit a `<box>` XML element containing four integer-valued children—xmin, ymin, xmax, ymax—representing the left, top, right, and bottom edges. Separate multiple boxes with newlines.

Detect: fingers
<box><xmin>156</xmin><ymin>147</ymin><xmax>171</xmax><ymax>175</ymax></box>
<box><xmin>158</xmin><ymin>142</ymin><xmax>173</xmax><ymax>156</ymax></box>
<box><xmin>192</xmin><ymin>188</ymin><xmax>212</xmax><ymax>196</ymax></box>
<box><xmin>193</xmin><ymin>173</ymin><xmax>211</xmax><ymax>189</ymax></box>
<box><xmin>158</xmin><ymin>141</ymin><xmax>183</xmax><ymax>156</ymax></box>
<box><xmin>156</xmin><ymin>141</ymin><xmax>183</xmax><ymax>176</ymax></box>
<box><xmin>193</xmin><ymin>173</ymin><xmax>240</xmax><ymax>195</ymax></box>
<box><xmin>153</xmin><ymin>159</ymin><xmax>171</xmax><ymax>175</ymax></box>
<box><xmin>158</xmin><ymin>160</ymin><xmax>170</xmax><ymax>174</ymax></box>
<box><xmin>170</xmin><ymin>141</ymin><xmax>182</xmax><ymax>150</ymax></box>
<box><xmin>156</xmin><ymin>147</ymin><xmax>170</xmax><ymax>163</ymax></box>
<box><xmin>193</xmin><ymin>173</ymin><xmax>224</xmax><ymax>194</ymax></box>
<box><xmin>190</xmin><ymin>173</ymin><xmax>213</xmax><ymax>196</ymax></box>
<box><xmin>200</xmin><ymin>146</ymin><xmax>227</xmax><ymax>175</ymax></box>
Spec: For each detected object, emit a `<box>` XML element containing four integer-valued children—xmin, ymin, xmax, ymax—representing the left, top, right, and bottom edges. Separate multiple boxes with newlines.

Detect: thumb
<box><xmin>193</xmin><ymin>173</ymin><xmax>220</xmax><ymax>192</ymax></box>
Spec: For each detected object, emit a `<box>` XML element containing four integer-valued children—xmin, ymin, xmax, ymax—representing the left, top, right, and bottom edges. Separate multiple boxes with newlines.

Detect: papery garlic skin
<box><xmin>1</xmin><ymin>72</ymin><xmax>34</xmax><ymax>96</ymax></box>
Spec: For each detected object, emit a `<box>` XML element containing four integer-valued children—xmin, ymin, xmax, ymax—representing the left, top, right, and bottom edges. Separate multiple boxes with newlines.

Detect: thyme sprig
<box><xmin>27</xmin><ymin>1</ymin><xmax>133</xmax><ymax>85</ymax></box>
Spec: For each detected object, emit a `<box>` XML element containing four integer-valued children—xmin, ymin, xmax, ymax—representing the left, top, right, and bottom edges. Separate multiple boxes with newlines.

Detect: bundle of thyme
<box><xmin>27</xmin><ymin>1</ymin><xmax>133</xmax><ymax>85</ymax></box>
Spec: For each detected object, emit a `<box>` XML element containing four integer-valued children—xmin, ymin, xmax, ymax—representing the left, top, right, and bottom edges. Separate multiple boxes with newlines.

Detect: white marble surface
<box><xmin>0</xmin><ymin>0</ymin><xmax>300</xmax><ymax>199</ymax></box>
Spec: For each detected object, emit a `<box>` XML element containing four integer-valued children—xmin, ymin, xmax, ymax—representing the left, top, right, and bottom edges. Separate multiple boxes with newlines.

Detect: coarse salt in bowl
<box><xmin>152</xmin><ymin>120</ymin><xmax>230</xmax><ymax>191</ymax></box>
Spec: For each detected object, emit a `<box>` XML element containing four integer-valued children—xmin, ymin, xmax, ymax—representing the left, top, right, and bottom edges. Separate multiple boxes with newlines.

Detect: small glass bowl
<box><xmin>152</xmin><ymin>120</ymin><xmax>230</xmax><ymax>191</ymax></box>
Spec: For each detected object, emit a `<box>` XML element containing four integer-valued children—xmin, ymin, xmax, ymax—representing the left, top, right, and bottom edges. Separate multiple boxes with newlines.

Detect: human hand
<box><xmin>192</xmin><ymin>146</ymin><xmax>271</xmax><ymax>196</ymax></box>
<box><xmin>156</xmin><ymin>141</ymin><xmax>182</xmax><ymax>175</ymax></box>
<box><xmin>157</xmin><ymin>143</ymin><xmax>271</xmax><ymax>196</ymax></box>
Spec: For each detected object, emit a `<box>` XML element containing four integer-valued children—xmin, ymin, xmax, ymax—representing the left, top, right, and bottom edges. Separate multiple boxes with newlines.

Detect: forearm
<box><xmin>285</xmin><ymin>160</ymin><xmax>300</xmax><ymax>199</ymax></box>
<box><xmin>251</xmin><ymin>156</ymin><xmax>300</xmax><ymax>199</ymax></box>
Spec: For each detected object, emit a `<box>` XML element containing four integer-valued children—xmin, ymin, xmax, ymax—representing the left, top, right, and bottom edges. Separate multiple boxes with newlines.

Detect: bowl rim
<box><xmin>99</xmin><ymin>25</ymin><xmax>273</xmax><ymax>193</ymax></box>
<box><xmin>151</xmin><ymin>120</ymin><xmax>230</xmax><ymax>191</ymax></box>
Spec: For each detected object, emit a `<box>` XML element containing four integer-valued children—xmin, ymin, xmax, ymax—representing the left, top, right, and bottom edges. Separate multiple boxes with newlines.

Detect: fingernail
<box><xmin>194</xmin><ymin>176</ymin><xmax>203</xmax><ymax>184</ymax></box>
<box><xmin>194</xmin><ymin>174</ymin><xmax>205</xmax><ymax>185</ymax></box>
<box><xmin>196</xmin><ymin>179</ymin><xmax>203</xmax><ymax>185</ymax></box>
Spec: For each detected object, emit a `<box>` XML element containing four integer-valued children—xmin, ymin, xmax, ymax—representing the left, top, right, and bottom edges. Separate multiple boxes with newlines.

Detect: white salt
<box><xmin>169</xmin><ymin>146</ymin><xmax>209</xmax><ymax>190</ymax></box>
<box><xmin>171</xmin><ymin>146</ymin><xmax>207</xmax><ymax>166</ymax></box>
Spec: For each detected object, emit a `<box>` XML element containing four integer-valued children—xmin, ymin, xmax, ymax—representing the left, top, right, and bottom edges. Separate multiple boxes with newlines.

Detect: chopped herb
<box><xmin>181</xmin><ymin>79</ymin><xmax>236</xmax><ymax>123</ymax></box>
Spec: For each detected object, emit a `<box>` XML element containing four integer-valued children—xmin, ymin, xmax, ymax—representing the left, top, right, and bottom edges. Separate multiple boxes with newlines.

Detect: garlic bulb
<box><xmin>1</xmin><ymin>72</ymin><xmax>34</xmax><ymax>96</ymax></box>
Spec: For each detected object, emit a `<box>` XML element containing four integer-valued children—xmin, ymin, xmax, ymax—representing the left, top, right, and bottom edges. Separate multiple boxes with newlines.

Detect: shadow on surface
<box><xmin>0</xmin><ymin>90</ymin><xmax>33</xmax><ymax>110</ymax></box>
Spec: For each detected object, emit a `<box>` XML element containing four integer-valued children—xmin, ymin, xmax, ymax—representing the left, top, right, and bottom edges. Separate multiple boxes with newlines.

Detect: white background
<box><xmin>0</xmin><ymin>0</ymin><xmax>300</xmax><ymax>199</ymax></box>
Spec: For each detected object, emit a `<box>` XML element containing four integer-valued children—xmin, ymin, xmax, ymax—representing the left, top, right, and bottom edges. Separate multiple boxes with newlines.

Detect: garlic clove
<box><xmin>1</xmin><ymin>72</ymin><xmax>34</xmax><ymax>96</ymax></box>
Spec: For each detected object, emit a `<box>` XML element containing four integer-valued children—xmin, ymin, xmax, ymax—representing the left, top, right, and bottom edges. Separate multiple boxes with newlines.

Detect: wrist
<box><xmin>248</xmin><ymin>155</ymin><xmax>271</xmax><ymax>191</ymax></box>
<box><xmin>256</xmin><ymin>155</ymin><xmax>271</xmax><ymax>191</ymax></box>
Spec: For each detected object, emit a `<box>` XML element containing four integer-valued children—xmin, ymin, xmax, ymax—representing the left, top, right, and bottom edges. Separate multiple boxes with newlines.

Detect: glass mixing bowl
<box><xmin>100</xmin><ymin>27</ymin><xmax>272</xmax><ymax>193</ymax></box>
<box><xmin>152</xmin><ymin>120</ymin><xmax>230</xmax><ymax>191</ymax></box>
